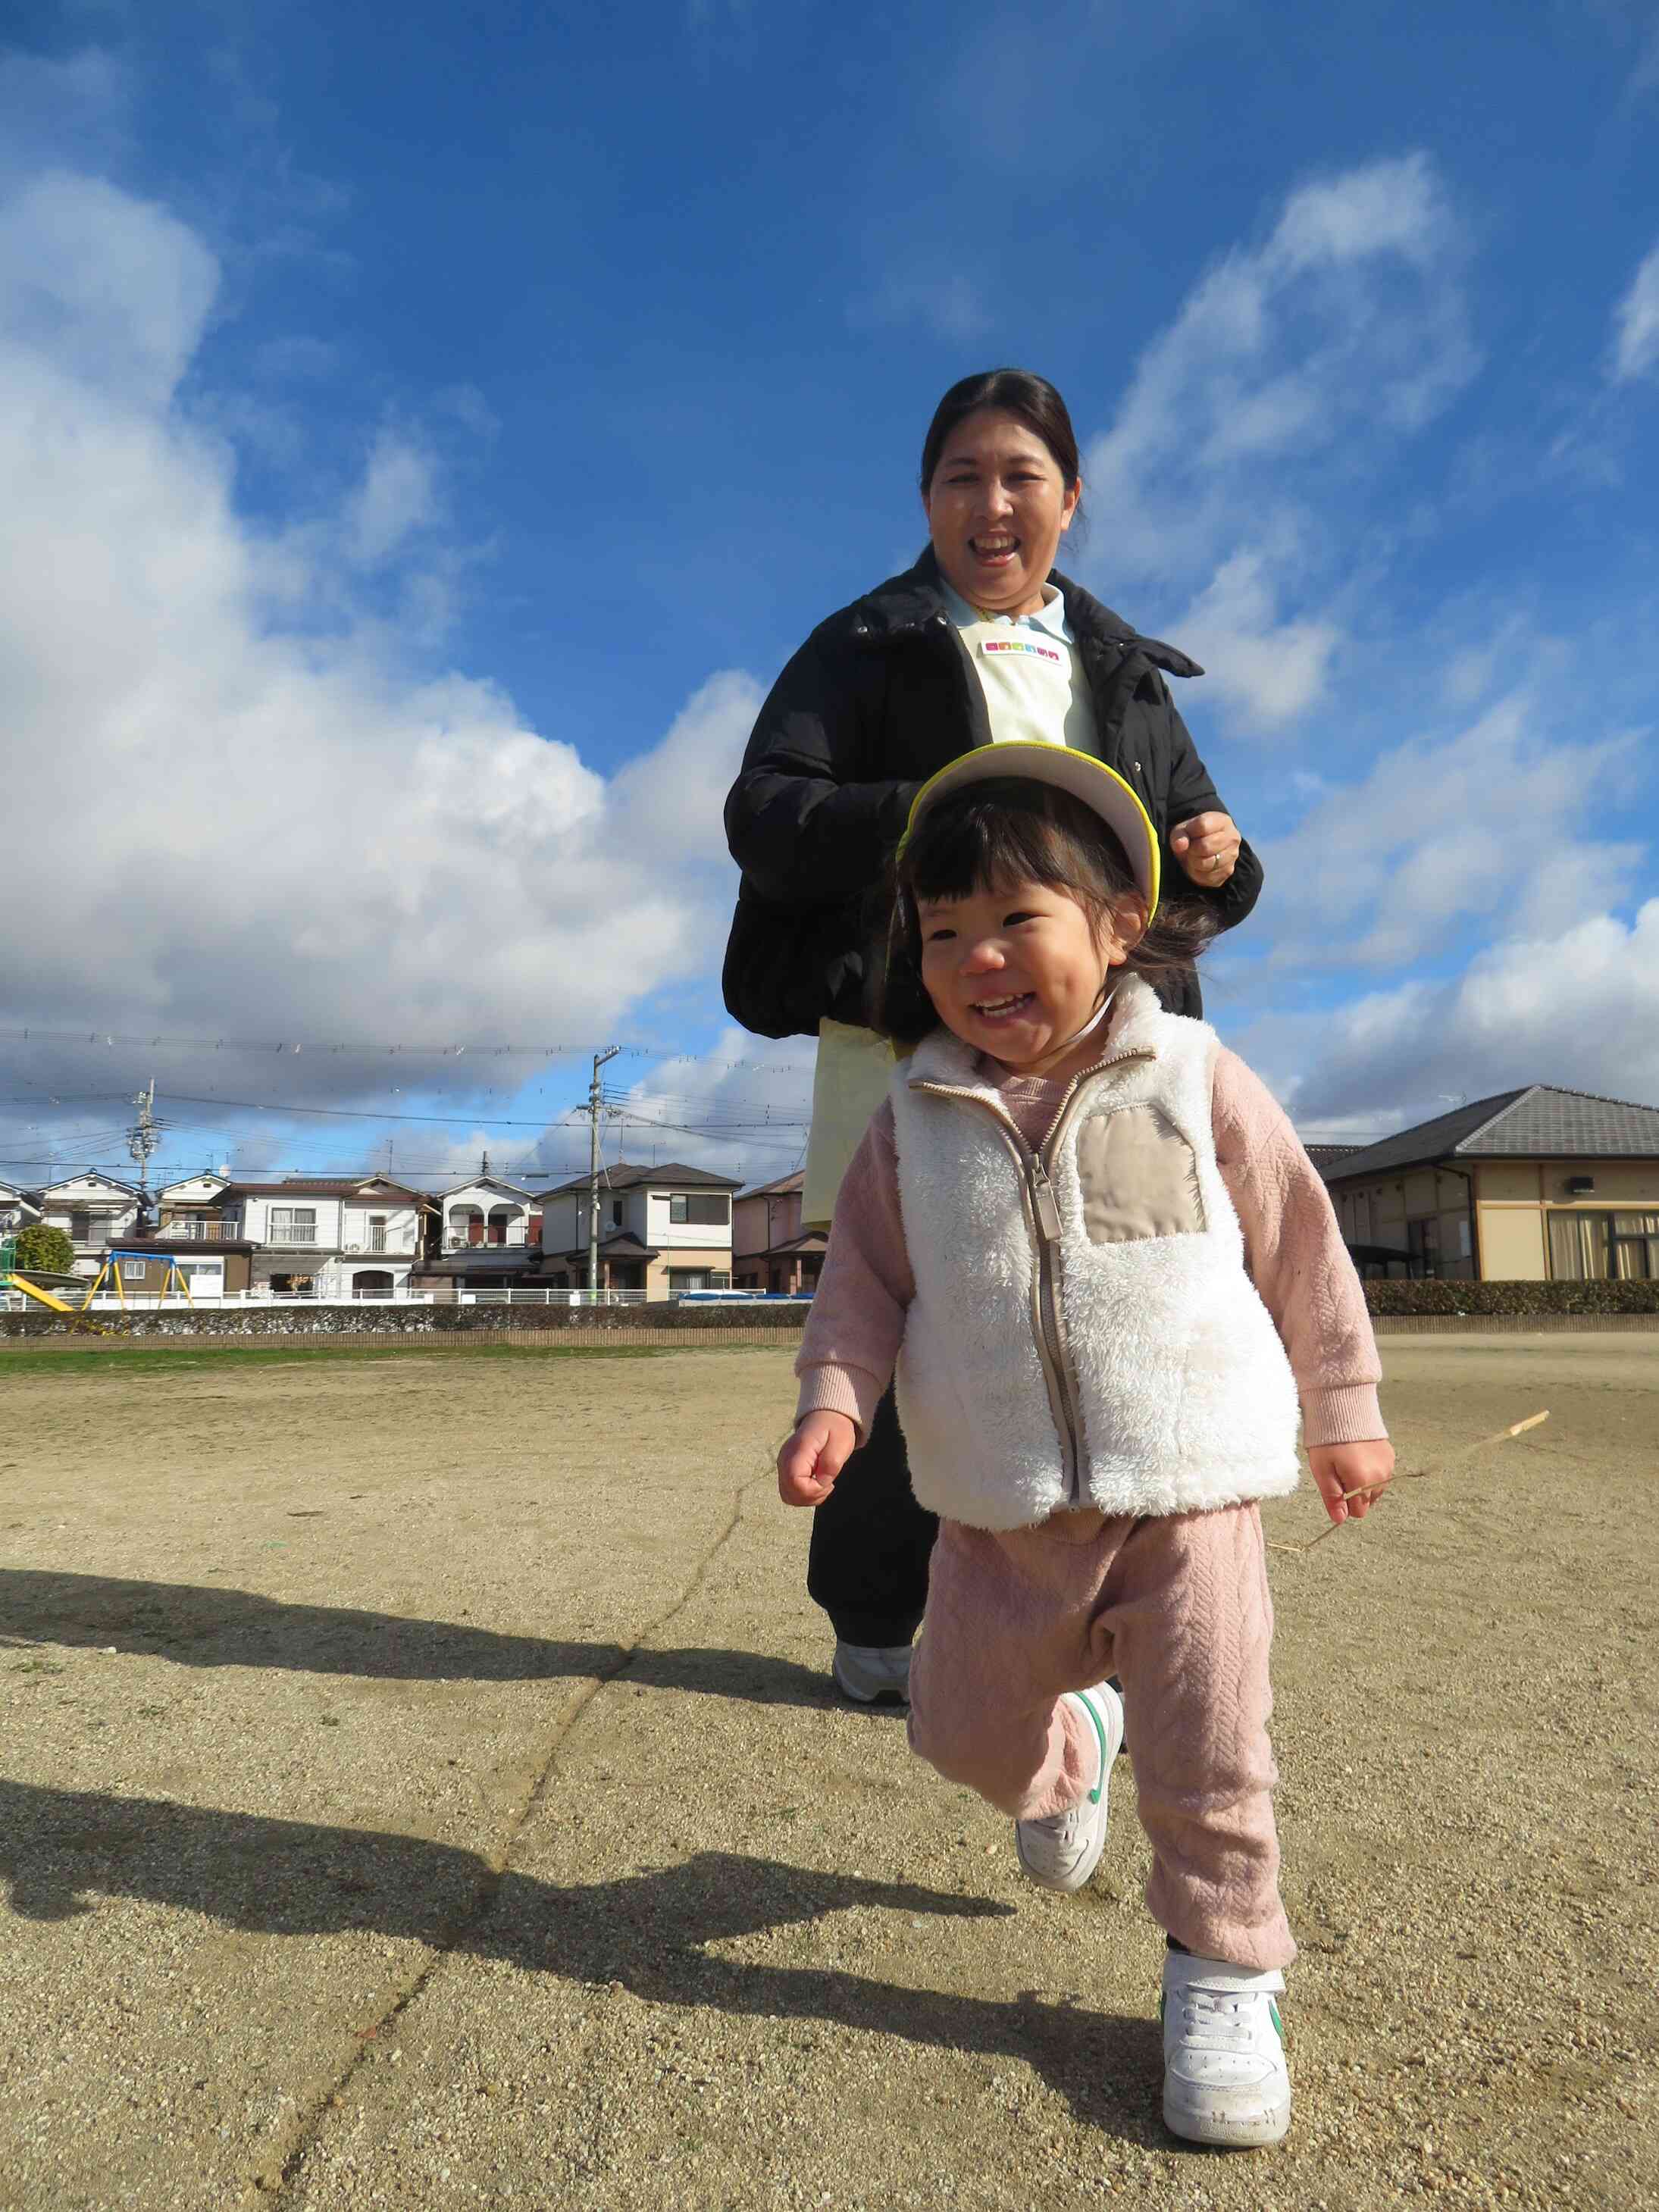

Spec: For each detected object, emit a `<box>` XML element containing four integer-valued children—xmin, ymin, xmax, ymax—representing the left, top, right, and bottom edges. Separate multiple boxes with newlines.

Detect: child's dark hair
<box><xmin>875</xmin><ymin>778</ymin><xmax>1218</xmax><ymax>1050</ymax></box>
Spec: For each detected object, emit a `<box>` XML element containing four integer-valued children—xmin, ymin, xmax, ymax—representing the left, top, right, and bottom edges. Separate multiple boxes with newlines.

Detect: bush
<box><xmin>1364</xmin><ymin>1278</ymin><xmax>1659</xmax><ymax>1316</ymax></box>
<box><xmin>7</xmin><ymin>1223</ymin><xmax>76</xmax><ymax>1277</ymax></box>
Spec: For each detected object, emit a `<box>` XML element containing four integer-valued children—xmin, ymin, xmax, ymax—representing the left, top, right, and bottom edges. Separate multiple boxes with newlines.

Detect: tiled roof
<box><xmin>1303</xmin><ymin>1144</ymin><xmax>1364</xmax><ymax>1170</ymax></box>
<box><xmin>545</xmin><ymin>1231</ymin><xmax>659</xmax><ymax>1262</ymax></box>
<box><xmin>539</xmin><ymin>1161</ymin><xmax>743</xmax><ymax>1197</ymax></box>
<box><xmin>227</xmin><ymin>1178</ymin><xmax>426</xmax><ymax>1200</ymax></box>
<box><xmin>433</xmin><ymin>1176</ymin><xmax>537</xmax><ymax>1201</ymax></box>
<box><xmin>738</xmin><ymin>1170</ymin><xmax>806</xmax><ymax>1199</ymax></box>
<box><xmin>1322</xmin><ymin>1085</ymin><xmax>1659</xmax><ymax>1184</ymax></box>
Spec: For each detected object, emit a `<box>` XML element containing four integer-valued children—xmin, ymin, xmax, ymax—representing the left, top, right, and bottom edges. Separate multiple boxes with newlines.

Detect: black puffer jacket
<box><xmin>722</xmin><ymin>550</ymin><xmax>1262</xmax><ymax>1034</ymax></box>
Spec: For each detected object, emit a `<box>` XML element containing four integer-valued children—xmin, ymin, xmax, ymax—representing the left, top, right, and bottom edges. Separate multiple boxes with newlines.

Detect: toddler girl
<box><xmin>776</xmin><ymin>741</ymin><xmax>1392</xmax><ymax>2148</ymax></box>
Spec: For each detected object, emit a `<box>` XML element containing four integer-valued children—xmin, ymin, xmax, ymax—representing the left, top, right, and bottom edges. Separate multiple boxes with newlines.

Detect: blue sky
<box><xmin>2</xmin><ymin>0</ymin><xmax>1657</xmax><ymax>1194</ymax></box>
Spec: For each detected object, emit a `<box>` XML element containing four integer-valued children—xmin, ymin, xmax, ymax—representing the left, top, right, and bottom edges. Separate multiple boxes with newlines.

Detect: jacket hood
<box><xmin>848</xmin><ymin>549</ymin><xmax>1204</xmax><ymax>682</ymax></box>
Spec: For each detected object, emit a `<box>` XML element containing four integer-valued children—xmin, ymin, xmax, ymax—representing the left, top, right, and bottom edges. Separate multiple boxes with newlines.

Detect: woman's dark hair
<box><xmin>875</xmin><ymin>779</ymin><xmax>1218</xmax><ymax>1050</ymax></box>
<box><xmin>919</xmin><ymin>369</ymin><xmax>1081</xmax><ymax>497</ymax></box>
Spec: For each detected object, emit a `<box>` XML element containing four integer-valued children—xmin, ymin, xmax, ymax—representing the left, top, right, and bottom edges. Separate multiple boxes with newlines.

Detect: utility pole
<box><xmin>127</xmin><ymin>1080</ymin><xmax>162</xmax><ymax>1236</ymax></box>
<box><xmin>586</xmin><ymin>1046</ymin><xmax>621</xmax><ymax>1297</ymax></box>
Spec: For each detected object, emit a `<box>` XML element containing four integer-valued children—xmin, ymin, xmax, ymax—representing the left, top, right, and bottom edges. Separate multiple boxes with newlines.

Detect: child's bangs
<box><xmin>900</xmin><ymin>781</ymin><xmax>1132</xmax><ymax>909</ymax></box>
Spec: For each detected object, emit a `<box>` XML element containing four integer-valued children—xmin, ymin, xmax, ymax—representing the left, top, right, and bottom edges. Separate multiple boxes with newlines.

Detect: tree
<box><xmin>8</xmin><ymin>1224</ymin><xmax>76</xmax><ymax>1276</ymax></box>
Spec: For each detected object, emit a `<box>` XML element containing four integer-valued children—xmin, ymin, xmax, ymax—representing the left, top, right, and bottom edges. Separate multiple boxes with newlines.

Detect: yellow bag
<box><xmin>801</xmin><ymin>1020</ymin><xmax>897</xmax><ymax>1230</ymax></box>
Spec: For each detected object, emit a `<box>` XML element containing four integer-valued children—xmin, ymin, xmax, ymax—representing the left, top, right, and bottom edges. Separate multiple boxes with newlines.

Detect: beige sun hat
<box><xmin>899</xmin><ymin>740</ymin><xmax>1161</xmax><ymax>919</ymax></box>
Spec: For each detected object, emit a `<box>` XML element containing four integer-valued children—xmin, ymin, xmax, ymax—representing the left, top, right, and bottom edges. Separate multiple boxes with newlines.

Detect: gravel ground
<box><xmin>1</xmin><ymin>1334</ymin><xmax>1654</xmax><ymax>2210</ymax></box>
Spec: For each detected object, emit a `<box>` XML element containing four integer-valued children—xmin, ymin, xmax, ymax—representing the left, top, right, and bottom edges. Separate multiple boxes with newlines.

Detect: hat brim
<box><xmin>899</xmin><ymin>742</ymin><xmax>1161</xmax><ymax>920</ymax></box>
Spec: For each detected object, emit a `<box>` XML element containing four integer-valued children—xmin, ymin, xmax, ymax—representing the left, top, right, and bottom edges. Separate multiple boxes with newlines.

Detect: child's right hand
<box><xmin>778</xmin><ymin>1410</ymin><xmax>859</xmax><ymax>1506</ymax></box>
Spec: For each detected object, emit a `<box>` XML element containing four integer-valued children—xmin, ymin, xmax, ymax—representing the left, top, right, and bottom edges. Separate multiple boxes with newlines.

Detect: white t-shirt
<box><xmin>941</xmin><ymin>580</ymin><xmax>1100</xmax><ymax>754</ymax></box>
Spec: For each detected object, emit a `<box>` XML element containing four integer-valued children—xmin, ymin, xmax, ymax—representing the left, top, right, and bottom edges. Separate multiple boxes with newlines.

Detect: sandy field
<box><xmin>1</xmin><ymin>1334</ymin><xmax>1654</xmax><ymax>2211</ymax></box>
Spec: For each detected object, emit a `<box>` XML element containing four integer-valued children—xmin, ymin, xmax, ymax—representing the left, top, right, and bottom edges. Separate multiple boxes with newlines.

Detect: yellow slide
<box><xmin>2</xmin><ymin>1272</ymin><xmax>111</xmax><ymax>1333</ymax></box>
<box><xmin>6</xmin><ymin>1273</ymin><xmax>80</xmax><ymax>1313</ymax></box>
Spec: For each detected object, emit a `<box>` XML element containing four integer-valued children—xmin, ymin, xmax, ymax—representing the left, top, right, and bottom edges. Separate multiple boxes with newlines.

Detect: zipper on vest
<box><xmin>911</xmin><ymin>1043</ymin><xmax>1155</xmax><ymax>1508</ymax></box>
<box><xmin>1024</xmin><ymin>1152</ymin><xmax>1080</xmax><ymax>1498</ymax></box>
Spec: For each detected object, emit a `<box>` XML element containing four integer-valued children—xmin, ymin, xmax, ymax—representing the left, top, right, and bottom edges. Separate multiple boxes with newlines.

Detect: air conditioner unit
<box><xmin>346</xmin><ymin>1244</ymin><xmax>363</xmax><ymax>1253</ymax></box>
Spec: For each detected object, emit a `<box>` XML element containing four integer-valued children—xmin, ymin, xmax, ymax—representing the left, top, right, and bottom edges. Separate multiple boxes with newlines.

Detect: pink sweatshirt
<box><xmin>797</xmin><ymin>1036</ymin><xmax>1385</xmax><ymax>1453</ymax></box>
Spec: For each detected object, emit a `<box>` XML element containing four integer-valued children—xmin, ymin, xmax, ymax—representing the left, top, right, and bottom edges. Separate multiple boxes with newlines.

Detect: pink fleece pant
<box><xmin>908</xmin><ymin>1502</ymin><xmax>1294</xmax><ymax>1972</ymax></box>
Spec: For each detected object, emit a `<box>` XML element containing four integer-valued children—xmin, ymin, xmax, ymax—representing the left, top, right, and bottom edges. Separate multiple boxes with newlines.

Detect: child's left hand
<box><xmin>1308</xmin><ymin>1440</ymin><xmax>1395</xmax><ymax>1527</ymax></box>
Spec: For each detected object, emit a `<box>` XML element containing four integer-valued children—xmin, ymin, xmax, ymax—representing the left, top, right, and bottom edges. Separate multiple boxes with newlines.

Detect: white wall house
<box><xmin>0</xmin><ymin>1182</ymin><xmax>42</xmax><ymax>1237</ymax></box>
<box><xmin>537</xmin><ymin>1162</ymin><xmax>740</xmax><ymax>1294</ymax></box>
<box><xmin>437</xmin><ymin>1175</ymin><xmax>537</xmax><ymax>1252</ymax></box>
<box><xmin>224</xmin><ymin>1177</ymin><xmax>427</xmax><ymax>1297</ymax></box>
<box><xmin>36</xmin><ymin>1172</ymin><xmax>141</xmax><ymax>1277</ymax></box>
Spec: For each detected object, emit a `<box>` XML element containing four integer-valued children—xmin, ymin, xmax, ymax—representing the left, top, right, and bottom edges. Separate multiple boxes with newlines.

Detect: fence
<box><xmin>0</xmin><ymin>1297</ymin><xmax>812</xmax><ymax>1346</ymax></box>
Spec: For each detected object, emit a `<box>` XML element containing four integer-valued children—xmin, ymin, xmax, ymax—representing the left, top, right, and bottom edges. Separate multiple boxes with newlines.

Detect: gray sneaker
<box><xmin>1015</xmin><ymin>1682</ymin><xmax>1125</xmax><ymax>1892</ymax></box>
<box><xmin>831</xmin><ymin>1641</ymin><xmax>912</xmax><ymax>1706</ymax></box>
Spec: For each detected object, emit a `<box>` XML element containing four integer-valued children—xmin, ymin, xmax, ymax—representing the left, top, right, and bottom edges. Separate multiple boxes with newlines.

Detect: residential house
<box><xmin>36</xmin><ymin>1172</ymin><xmax>142</xmax><ymax>1277</ymax></box>
<box><xmin>537</xmin><ymin>1162</ymin><xmax>740</xmax><ymax>1294</ymax></box>
<box><xmin>1322</xmin><ymin>1086</ymin><xmax>1659</xmax><ymax>1282</ymax></box>
<box><xmin>732</xmin><ymin>1170</ymin><xmax>823</xmax><ymax>1295</ymax></box>
<box><xmin>0</xmin><ymin>1182</ymin><xmax>42</xmax><ymax>1237</ymax></box>
<box><xmin>223</xmin><ymin>1175</ymin><xmax>427</xmax><ymax>1297</ymax></box>
<box><xmin>419</xmin><ymin>1172</ymin><xmax>544</xmax><ymax>1291</ymax></box>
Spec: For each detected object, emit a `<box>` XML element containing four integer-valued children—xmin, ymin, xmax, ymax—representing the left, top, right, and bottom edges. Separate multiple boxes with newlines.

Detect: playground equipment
<box><xmin>80</xmin><ymin>1247</ymin><xmax>197</xmax><ymax>1311</ymax></box>
<box><xmin>0</xmin><ymin>1234</ymin><xmax>109</xmax><ymax>1333</ymax></box>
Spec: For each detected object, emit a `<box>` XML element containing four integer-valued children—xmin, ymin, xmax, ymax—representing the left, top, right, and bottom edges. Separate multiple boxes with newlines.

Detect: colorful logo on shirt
<box><xmin>980</xmin><ymin>637</ymin><xmax>1063</xmax><ymax>662</ymax></box>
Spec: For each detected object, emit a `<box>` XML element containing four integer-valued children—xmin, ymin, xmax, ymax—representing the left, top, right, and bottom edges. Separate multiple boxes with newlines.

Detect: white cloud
<box><xmin>1253</xmin><ymin>691</ymin><xmax>1643</xmax><ymax>967</ymax></box>
<box><xmin>1172</xmin><ymin>551</ymin><xmax>1339</xmax><ymax>726</ymax></box>
<box><xmin>0</xmin><ymin>168</ymin><xmax>759</xmax><ymax>1124</ymax></box>
<box><xmin>1079</xmin><ymin>153</ymin><xmax>1479</xmax><ymax>731</ymax></box>
<box><xmin>346</xmin><ymin>427</ymin><xmax>439</xmax><ymax>567</ymax></box>
<box><xmin>0</xmin><ymin>171</ymin><xmax>217</xmax><ymax>409</ymax></box>
<box><xmin>587</xmin><ymin>1028</ymin><xmax>815</xmax><ymax>1186</ymax></box>
<box><xmin>849</xmin><ymin>272</ymin><xmax>991</xmax><ymax>343</ymax></box>
<box><xmin>1610</xmin><ymin>239</ymin><xmax>1659</xmax><ymax>383</ymax></box>
<box><xmin>1267</xmin><ymin>901</ymin><xmax>1659</xmax><ymax>1123</ymax></box>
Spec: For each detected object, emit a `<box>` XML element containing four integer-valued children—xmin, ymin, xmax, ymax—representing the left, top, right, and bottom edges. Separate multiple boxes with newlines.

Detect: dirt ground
<box><xmin>1</xmin><ymin>1335</ymin><xmax>1654</xmax><ymax>2211</ymax></box>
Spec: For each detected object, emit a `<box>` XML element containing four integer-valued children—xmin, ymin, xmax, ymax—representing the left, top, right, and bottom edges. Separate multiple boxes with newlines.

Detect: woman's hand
<box><xmin>1171</xmin><ymin>812</ymin><xmax>1241</xmax><ymax>887</ymax></box>
<box><xmin>778</xmin><ymin>1410</ymin><xmax>859</xmax><ymax>1506</ymax></box>
<box><xmin>1307</xmin><ymin>1441</ymin><xmax>1395</xmax><ymax>1527</ymax></box>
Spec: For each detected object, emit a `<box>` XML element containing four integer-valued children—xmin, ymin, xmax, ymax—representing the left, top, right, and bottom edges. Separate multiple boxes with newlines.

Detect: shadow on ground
<box><xmin>0</xmin><ymin>1569</ymin><xmax>847</xmax><ymax>1707</ymax></box>
<box><xmin>0</xmin><ymin>1781</ymin><xmax>1158</xmax><ymax>2137</ymax></box>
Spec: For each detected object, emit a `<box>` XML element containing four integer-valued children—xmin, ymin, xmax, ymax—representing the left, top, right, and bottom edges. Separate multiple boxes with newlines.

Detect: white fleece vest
<box><xmin>890</xmin><ymin>975</ymin><xmax>1301</xmax><ymax>1531</ymax></box>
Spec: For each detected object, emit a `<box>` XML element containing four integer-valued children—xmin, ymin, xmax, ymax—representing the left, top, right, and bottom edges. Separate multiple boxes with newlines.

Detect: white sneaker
<box><xmin>831</xmin><ymin>1641</ymin><xmax>912</xmax><ymax>1705</ymax></box>
<box><xmin>1160</xmin><ymin>1949</ymin><xmax>1291</xmax><ymax>2147</ymax></box>
<box><xmin>1014</xmin><ymin>1682</ymin><xmax>1124</xmax><ymax>1893</ymax></box>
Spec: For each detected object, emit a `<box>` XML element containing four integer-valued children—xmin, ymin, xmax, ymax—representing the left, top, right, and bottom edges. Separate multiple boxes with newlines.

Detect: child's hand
<box><xmin>778</xmin><ymin>1410</ymin><xmax>859</xmax><ymax>1506</ymax></box>
<box><xmin>1308</xmin><ymin>1441</ymin><xmax>1395</xmax><ymax>1527</ymax></box>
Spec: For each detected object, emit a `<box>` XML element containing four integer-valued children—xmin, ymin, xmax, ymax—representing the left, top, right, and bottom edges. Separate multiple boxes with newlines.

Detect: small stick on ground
<box><xmin>1268</xmin><ymin>1410</ymin><xmax>1550</xmax><ymax>1558</ymax></box>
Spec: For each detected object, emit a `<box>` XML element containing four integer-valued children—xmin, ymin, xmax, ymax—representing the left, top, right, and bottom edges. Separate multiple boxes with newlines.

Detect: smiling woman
<box><xmin>721</xmin><ymin>368</ymin><xmax>1266</xmax><ymax>1700</ymax></box>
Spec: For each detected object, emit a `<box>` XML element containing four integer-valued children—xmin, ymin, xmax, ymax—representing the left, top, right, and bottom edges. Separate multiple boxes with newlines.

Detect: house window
<box><xmin>1550</xmin><ymin>1210</ymin><xmax>1659</xmax><ymax>1281</ymax></box>
<box><xmin>121</xmin><ymin>1261</ymin><xmax>149</xmax><ymax>1282</ymax></box>
<box><xmin>268</xmin><ymin>1206</ymin><xmax>318</xmax><ymax>1244</ymax></box>
<box><xmin>69</xmin><ymin>1210</ymin><xmax>95</xmax><ymax>1243</ymax></box>
<box><xmin>367</xmin><ymin>1216</ymin><xmax>388</xmax><ymax>1253</ymax></box>
<box><xmin>668</xmin><ymin>1194</ymin><xmax>729</xmax><ymax>1226</ymax></box>
<box><xmin>612</xmin><ymin>1199</ymin><xmax>624</xmax><ymax>1226</ymax></box>
<box><xmin>668</xmin><ymin>1269</ymin><xmax>731</xmax><ymax>1292</ymax></box>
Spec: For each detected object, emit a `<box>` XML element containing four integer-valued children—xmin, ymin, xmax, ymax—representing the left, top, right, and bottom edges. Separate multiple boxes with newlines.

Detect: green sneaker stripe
<box><xmin>1072</xmin><ymin>1690</ymin><xmax>1110</xmax><ymax>1806</ymax></box>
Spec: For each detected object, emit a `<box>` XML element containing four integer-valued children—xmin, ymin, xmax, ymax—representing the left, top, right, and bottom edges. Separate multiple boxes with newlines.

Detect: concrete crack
<box><xmin>252</xmin><ymin>1459</ymin><xmax>772</xmax><ymax>2203</ymax></box>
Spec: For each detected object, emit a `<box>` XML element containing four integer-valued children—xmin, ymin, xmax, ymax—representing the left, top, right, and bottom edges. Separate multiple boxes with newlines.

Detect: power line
<box><xmin>1</xmin><ymin>1025</ymin><xmax>815</xmax><ymax>1074</ymax></box>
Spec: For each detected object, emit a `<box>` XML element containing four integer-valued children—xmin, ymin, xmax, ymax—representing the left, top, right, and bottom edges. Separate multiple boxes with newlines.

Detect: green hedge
<box><xmin>1364</xmin><ymin>1278</ymin><xmax>1659</xmax><ymax>1316</ymax></box>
